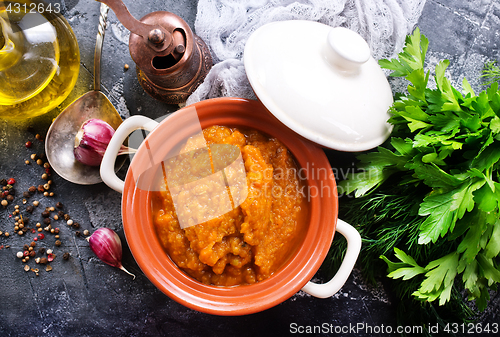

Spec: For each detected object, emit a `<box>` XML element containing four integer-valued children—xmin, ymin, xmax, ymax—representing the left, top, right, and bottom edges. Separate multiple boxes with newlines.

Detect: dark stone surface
<box><xmin>0</xmin><ymin>0</ymin><xmax>499</xmax><ymax>336</ymax></box>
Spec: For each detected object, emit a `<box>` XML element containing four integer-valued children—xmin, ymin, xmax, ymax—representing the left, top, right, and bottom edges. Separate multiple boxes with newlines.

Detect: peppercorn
<box><xmin>37</xmin><ymin>185</ymin><xmax>44</xmax><ymax>192</ymax></box>
<box><xmin>75</xmin><ymin>231</ymin><xmax>81</xmax><ymax>237</ymax></box>
<box><xmin>56</xmin><ymin>202</ymin><xmax>63</xmax><ymax>209</ymax></box>
<box><xmin>64</xmin><ymin>214</ymin><xmax>70</xmax><ymax>221</ymax></box>
<box><xmin>83</xmin><ymin>229</ymin><xmax>90</xmax><ymax>236</ymax></box>
<box><xmin>53</xmin><ymin>215</ymin><xmax>59</xmax><ymax>220</ymax></box>
<box><xmin>0</xmin><ymin>179</ymin><xmax>6</xmax><ymax>186</ymax></box>
<box><xmin>39</xmin><ymin>257</ymin><xmax>47</xmax><ymax>264</ymax></box>
<box><xmin>35</xmin><ymin>134</ymin><xmax>42</xmax><ymax>141</ymax></box>
<box><xmin>16</xmin><ymin>251</ymin><xmax>23</xmax><ymax>258</ymax></box>
<box><xmin>23</xmin><ymin>244</ymin><xmax>29</xmax><ymax>250</ymax></box>
<box><xmin>29</xmin><ymin>251</ymin><xmax>36</xmax><ymax>258</ymax></box>
<box><xmin>63</xmin><ymin>252</ymin><xmax>70</xmax><ymax>260</ymax></box>
<box><xmin>28</xmin><ymin>186</ymin><xmax>36</xmax><ymax>194</ymax></box>
<box><xmin>1</xmin><ymin>200</ymin><xmax>7</xmax><ymax>207</ymax></box>
<box><xmin>33</xmin><ymin>200</ymin><xmax>39</xmax><ymax>207</ymax></box>
<box><xmin>6</xmin><ymin>178</ymin><xmax>15</xmax><ymax>185</ymax></box>
<box><xmin>66</xmin><ymin>219</ymin><xmax>73</xmax><ymax>226</ymax></box>
<box><xmin>25</xmin><ymin>141</ymin><xmax>32</xmax><ymax>148</ymax></box>
<box><xmin>54</xmin><ymin>228</ymin><xmax>59</xmax><ymax>234</ymax></box>
<box><xmin>41</xmin><ymin>210</ymin><xmax>50</xmax><ymax>218</ymax></box>
<box><xmin>30</xmin><ymin>241</ymin><xmax>36</xmax><ymax>247</ymax></box>
<box><xmin>49</xmin><ymin>207</ymin><xmax>55</xmax><ymax>212</ymax></box>
<box><xmin>55</xmin><ymin>240</ymin><xmax>61</xmax><ymax>246</ymax></box>
<box><xmin>6</xmin><ymin>195</ymin><xmax>14</xmax><ymax>202</ymax></box>
<box><xmin>58</xmin><ymin>211</ymin><xmax>64</xmax><ymax>217</ymax></box>
<box><xmin>23</xmin><ymin>191</ymin><xmax>30</xmax><ymax>198</ymax></box>
<box><xmin>72</xmin><ymin>222</ymin><xmax>80</xmax><ymax>229</ymax></box>
<box><xmin>4</xmin><ymin>232</ymin><xmax>9</xmax><ymax>237</ymax></box>
<box><xmin>41</xmin><ymin>173</ymin><xmax>48</xmax><ymax>180</ymax></box>
<box><xmin>26</xmin><ymin>206</ymin><xmax>34</xmax><ymax>213</ymax></box>
<box><xmin>43</xmin><ymin>218</ymin><xmax>51</xmax><ymax>225</ymax></box>
<box><xmin>43</xmin><ymin>192</ymin><xmax>49</xmax><ymax>197</ymax></box>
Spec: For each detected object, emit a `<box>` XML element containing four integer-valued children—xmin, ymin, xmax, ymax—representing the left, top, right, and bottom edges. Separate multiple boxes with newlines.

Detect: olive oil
<box><xmin>0</xmin><ymin>0</ymin><xmax>80</xmax><ymax>120</ymax></box>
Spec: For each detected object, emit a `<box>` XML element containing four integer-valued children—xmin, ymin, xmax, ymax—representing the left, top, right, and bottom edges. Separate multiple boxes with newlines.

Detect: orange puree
<box><xmin>152</xmin><ymin>126</ymin><xmax>308</xmax><ymax>286</ymax></box>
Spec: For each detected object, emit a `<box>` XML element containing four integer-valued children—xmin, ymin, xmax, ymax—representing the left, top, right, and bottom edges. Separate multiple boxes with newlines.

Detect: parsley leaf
<box><xmin>380</xmin><ymin>248</ymin><xmax>426</xmax><ymax>280</ymax></box>
<box><xmin>413</xmin><ymin>252</ymin><xmax>459</xmax><ymax>306</ymax></box>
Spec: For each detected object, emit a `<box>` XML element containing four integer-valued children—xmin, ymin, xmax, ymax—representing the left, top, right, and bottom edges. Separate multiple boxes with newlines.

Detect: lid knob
<box><xmin>325</xmin><ymin>27</ymin><xmax>370</xmax><ymax>72</ymax></box>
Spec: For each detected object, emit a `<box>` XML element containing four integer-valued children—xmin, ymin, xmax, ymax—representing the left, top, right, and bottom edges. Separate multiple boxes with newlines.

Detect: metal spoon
<box><xmin>45</xmin><ymin>3</ymin><xmax>125</xmax><ymax>185</ymax></box>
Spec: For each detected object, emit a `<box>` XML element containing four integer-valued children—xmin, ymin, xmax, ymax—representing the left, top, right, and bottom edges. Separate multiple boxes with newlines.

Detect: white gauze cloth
<box><xmin>186</xmin><ymin>0</ymin><xmax>426</xmax><ymax>105</ymax></box>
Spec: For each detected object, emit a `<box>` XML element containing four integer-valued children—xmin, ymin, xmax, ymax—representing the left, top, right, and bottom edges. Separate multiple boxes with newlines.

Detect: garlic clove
<box><xmin>74</xmin><ymin>118</ymin><xmax>136</xmax><ymax>166</ymax></box>
<box><xmin>87</xmin><ymin>228</ymin><xmax>136</xmax><ymax>280</ymax></box>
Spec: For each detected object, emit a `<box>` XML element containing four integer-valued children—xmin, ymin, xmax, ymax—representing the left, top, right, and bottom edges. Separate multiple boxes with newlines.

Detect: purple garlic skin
<box><xmin>87</xmin><ymin>228</ymin><xmax>136</xmax><ymax>279</ymax></box>
<box><xmin>88</xmin><ymin>227</ymin><xmax>123</xmax><ymax>267</ymax></box>
<box><xmin>74</xmin><ymin>119</ymin><xmax>116</xmax><ymax>166</ymax></box>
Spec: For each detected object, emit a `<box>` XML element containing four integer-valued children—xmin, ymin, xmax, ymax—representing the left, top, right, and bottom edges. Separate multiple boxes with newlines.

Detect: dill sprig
<box><xmin>481</xmin><ymin>61</ymin><xmax>500</xmax><ymax>85</ymax></box>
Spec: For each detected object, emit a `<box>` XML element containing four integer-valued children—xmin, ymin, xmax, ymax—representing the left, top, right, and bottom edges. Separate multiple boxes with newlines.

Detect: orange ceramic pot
<box><xmin>100</xmin><ymin>97</ymin><xmax>360</xmax><ymax>315</ymax></box>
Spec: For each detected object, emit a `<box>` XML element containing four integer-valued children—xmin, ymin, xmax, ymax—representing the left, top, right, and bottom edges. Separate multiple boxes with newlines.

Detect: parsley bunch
<box><xmin>339</xmin><ymin>28</ymin><xmax>500</xmax><ymax>311</ymax></box>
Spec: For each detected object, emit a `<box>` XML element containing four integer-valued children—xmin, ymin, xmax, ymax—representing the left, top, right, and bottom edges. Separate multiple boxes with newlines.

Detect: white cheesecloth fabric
<box><xmin>186</xmin><ymin>0</ymin><xmax>426</xmax><ymax>105</ymax></box>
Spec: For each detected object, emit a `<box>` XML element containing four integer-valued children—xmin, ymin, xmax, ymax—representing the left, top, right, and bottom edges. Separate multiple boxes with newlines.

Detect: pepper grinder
<box><xmin>96</xmin><ymin>0</ymin><xmax>212</xmax><ymax>104</ymax></box>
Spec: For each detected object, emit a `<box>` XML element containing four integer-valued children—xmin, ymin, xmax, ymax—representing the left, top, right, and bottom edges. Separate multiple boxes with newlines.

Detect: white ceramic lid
<box><xmin>244</xmin><ymin>21</ymin><xmax>393</xmax><ymax>151</ymax></box>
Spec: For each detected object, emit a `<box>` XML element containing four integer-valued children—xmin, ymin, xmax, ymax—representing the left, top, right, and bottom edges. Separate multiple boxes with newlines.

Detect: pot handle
<box><xmin>100</xmin><ymin>115</ymin><xmax>159</xmax><ymax>193</ymax></box>
<box><xmin>301</xmin><ymin>219</ymin><xmax>361</xmax><ymax>298</ymax></box>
